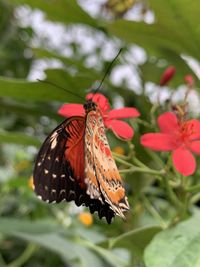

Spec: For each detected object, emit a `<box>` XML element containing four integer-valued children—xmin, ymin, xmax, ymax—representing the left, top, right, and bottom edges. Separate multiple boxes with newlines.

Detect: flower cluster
<box><xmin>141</xmin><ymin>112</ymin><xmax>200</xmax><ymax>176</ymax></box>
<box><xmin>58</xmin><ymin>74</ymin><xmax>200</xmax><ymax>177</ymax></box>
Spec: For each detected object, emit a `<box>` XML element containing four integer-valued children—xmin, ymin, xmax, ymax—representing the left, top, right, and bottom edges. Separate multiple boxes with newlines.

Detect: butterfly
<box><xmin>33</xmin><ymin>96</ymin><xmax>130</xmax><ymax>224</ymax></box>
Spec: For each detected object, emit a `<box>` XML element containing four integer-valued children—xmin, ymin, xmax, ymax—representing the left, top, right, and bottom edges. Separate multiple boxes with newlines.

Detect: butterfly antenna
<box><xmin>37</xmin><ymin>79</ymin><xmax>85</xmax><ymax>101</ymax></box>
<box><xmin>93</xmin><ymin>48</ymin><xmax>123</xmax><ymax>95</ymax></box>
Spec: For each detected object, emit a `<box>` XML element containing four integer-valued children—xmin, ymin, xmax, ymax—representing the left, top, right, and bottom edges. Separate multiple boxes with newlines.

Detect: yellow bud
<box><xmin>78</xmin><ymin>212</ymin><xmax>93</xmax><ymax>226</ymax></box>
<box><xmin>113</xmin><ymin>146</ymin><xmax>125</xmax><ymax>155</ymax></box>
<box><xmin>28</xmin><ymin>176</ymin><xmax>34</xmax><ymax>190</ymax></box>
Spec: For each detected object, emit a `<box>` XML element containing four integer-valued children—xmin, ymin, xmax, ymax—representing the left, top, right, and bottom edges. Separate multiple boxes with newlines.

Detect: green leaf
<box><xmin>0</xmin><ymin>98</ymin><xmax>60</xmax><ymax>119</ymax></box>
<box><xmin>0</xmin><ymin>218</ymin><xmax>109</xmax><ymax>266</ymax></box>
<box><xmin>0</xmin><ymin>218</ymin><xmax>128</xmax><ymax>267</ymax></box>
<box><xmin>144</xmin><ymin>212</ymin><xmax>200</xmax><ymax>267</ymax></box>
<box><xmin>108</xmin><ymin>0</ymin><xmax>200</xmax><ymax>69</ymax></box>
<box><xmin>10</xmin><ymin>0</ymin><xmax>97</xmax><ymax>27</ymax></box>
<box><xmin>109</xmin><ymin>225</ymin><xmax>161</xmax><ymax>250</ymax></box>
<box><xmin>78</xmin><ymin>239</ymin><xmax>129</xmax><ymax>267</ymax></box>
<box><xmin>99</xmin><ymin>225</ymin><xmax>162</xmax><ymax>252</ymax></box>
<box><xmin>0</xmin><ymin>68</ymin><xmax>95</xmax><ymax>102</ymax></box>
<box><xmin>0</xmin><ymin>131</ymin><xmax>41</xmax><ymax>146</ymax></box>
<box><xmin>0</xmin><ymin>218</ymin><xmax>58</xmax><ymax>234</ymax></box>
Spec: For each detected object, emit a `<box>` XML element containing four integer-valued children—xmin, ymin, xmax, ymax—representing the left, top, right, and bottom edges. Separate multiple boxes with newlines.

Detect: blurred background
<box><xmin>1</xmin><ymin>0</ymin><xmax>200</xmax><ymax>266</ymax></box>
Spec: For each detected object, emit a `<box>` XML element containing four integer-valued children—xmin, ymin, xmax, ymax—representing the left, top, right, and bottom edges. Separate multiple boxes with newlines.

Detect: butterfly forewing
<box><xmin>33</xmin><ymin>117</ymin><xmax>85</xmax><ymax>203</ymax></box>
<box><xmin>33</xmin><ymin>115</ymin><xmax>115</xmax><ymax>223</ymax></box>
<box><xmin>84</xmin><ymin>106</ymin><xmax>129</xmax><ymax>219</ymax></box>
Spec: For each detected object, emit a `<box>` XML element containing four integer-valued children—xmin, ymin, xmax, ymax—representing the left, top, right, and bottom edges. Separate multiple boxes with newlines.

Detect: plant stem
<box><xmin>119</xmin><ymin>167</ymin><xmax>164</xmax><ymax>176</ymax></box>
<box><xmin>113</xmin><ymin>155</ymin><xmax>134</xmax><ymax>168</ymax></box>
<box><xmin>186</xmin><ymin>183</ymin><xmax>200</xmax><ymax>193</ymax></box>
<box><xmin>142</xmin><ymin>196</ymin><xmax>168</xmax><ymax>229</ymax></box>
<box><xmin>135</xmin><ymin>118</ymin><xmax>153</xmax><ymax>129</ymax></box>
<box><xmin>7</xmin><ymin>244</ymin><xmax>37</xmax><ymax>267</ymax></box>
<box><xmin>190</xmin><ymin>192</ymin><xmax>200</xmax><ymax>204</ymax></box>
<box><xmin>132</xmin><ymin>157</ymin><xmax>150</xmax><ymax>169</ymax></box>
<box><xmin>162</xmin><ymin>175</ymin><xmax>183</xmax><ymax>213</ymax></box>
<box><xmin>114</xmin><ymin>153</ymin><xmax>166</xmax><ymax>175</ymax></box>
<box><xmin>112</xmin><ymin>151</ymin><xmax>129</xmax><ymax>160</ymax></box>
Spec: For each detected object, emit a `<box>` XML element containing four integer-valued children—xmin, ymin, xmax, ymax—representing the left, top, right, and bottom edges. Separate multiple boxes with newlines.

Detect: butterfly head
<box><xmin>83</xmin><ymin>99</ymin><xmax>97</xmax><ymax>113</ymax></box>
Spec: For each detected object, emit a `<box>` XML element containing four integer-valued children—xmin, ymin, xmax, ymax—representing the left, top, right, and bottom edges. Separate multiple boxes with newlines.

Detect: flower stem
<box><xmin>113</xmin><ymin>155</ymin><xmax>134</xmax><ymax>168</ymax></box>
<box><xmin>142</xmin><ymin>195</ymin><xmax>168</xmax><ymax>229</ymax></box>
<box><xmin>135</xmin><ymin>118</ymin><xmax>153</xmax><ymax>129</ymax></box>
<box><xmin>119</xmin><ymin>167</ymin><xmax>164</xmax><ymax>176</ymax></box>
<box><xmin>190</xmin><ymin>192</ymin><xmax>200</xmax><ymax>204</ymax></box>
<box><xmin>112</xmin><ymin>151</ymin><xmax>129</xmax><ymax>160</ymax></box>
<box><xmin>186</xmin><ymin>183</ymin><xmax>200</xmax><ymax>193</ymax></box>
<box><xmin>132</xmin><ymin>157</ymin><xmax>150</xmax><ymax>169</ymax></box>
<box><xmin>162</xmin><ymin>175</ymin><xmax>183</xmax><ymax>212</ymax></box>
<box><xmin>7</xmin><ymin>244</ymin><xmax>37</xmax><ymax>267</ymax></box>
<box><xmin>145</xmin><ymin>149</ymin><xmax>164</xmax><ymax>168</ymax></box>
<box><xmin>114</xmin><ymin>154</ymin><xmax>165</xmax><ymax>177</ymax></box>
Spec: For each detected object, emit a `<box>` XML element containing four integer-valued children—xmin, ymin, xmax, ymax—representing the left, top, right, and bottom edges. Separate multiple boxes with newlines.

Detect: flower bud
<box><xmin>184</xmin><ymin>74</ymin><xmax>194</xmax><ymax>87</ymax></box>
<box><xmin>159</xmin><ymin>66</ymin><xmax>176</xmax><ymax>86</ymax></box>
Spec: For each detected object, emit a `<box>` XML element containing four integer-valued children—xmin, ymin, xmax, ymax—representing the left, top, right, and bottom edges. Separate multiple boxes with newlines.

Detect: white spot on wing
<box><xmin>59</xmin><ymin>189</ymin><xmax>66</xmax><ymax>195</ymax></box>
<box><xmin>51</xmin><ymin>138</ymin><xmax>57</xmax><ymax>149</ymax></box>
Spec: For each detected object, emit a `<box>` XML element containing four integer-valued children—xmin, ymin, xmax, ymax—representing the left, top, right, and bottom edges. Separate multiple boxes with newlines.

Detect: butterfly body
<box><xmin>33</xmin><ymin>99</ymin><xmax>129</xmax><ymax>223</ymax></box>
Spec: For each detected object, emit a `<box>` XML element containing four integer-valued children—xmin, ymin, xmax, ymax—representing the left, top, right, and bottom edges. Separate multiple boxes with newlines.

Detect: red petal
<box><xmin>140</xmin><ymin>133</ymin><xmax>175</xmax><ymax>151</ymax></box>
<box><xmin>105</xmin><ymin>119</ymin><xmax>134</xmax><ymax>140</ymax></box>
<box><xmin>158</xmin><ymin>112</ymin><xmax>179</xmax><ymax>134</ymax></box>
<box><xmin>58</xmin><ymin>104</ymin><xmax>85</xmax><ymax>117</ymax></box>
<box><xmin>86</xmin><ymin>93</ymin><xmax>110</xmax><ymax>114</ymax></box>
<box><xmin>172</xmin><ymin>147</ymin><xmax>196</xmax><ymax>176</ymax></box>
<box><xmin>187</xmin><ymin>119</ymin><xmax>200</xmax><ymax>140</ymax></box>
<box><xmin>159</xmin><ymin>66</ymin><xmax>176</xmax><ymax>86</ymax></box>
<box><xmin>189</xmin><ymin>141</ymin><xmax>200</xmax><ymax>155</ymax></box>
<box><xmin>108</xmin><ymin>107</ymin><xmax>140</xmax><ymax>120</ymax></box>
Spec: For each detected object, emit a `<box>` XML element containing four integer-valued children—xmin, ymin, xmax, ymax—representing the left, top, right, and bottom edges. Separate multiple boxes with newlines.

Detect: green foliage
<box><xmin>0</xmin><ymin>1</ymin><xmax>33</xmax><ymax>78</ymax></box>
<box><xmin>1</xmin><ymin>0</ymin><xmax>200</xmax><ymax>266</ymax></box>
<box><xmin>144</xmin><ymin>210</ymin><xmax>200</xmax><ymax>267</ymax></box>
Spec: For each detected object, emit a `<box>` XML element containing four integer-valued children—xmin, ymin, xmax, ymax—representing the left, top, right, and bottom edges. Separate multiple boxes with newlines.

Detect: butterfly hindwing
<box><xmin>84</xmin><ymin>107</ymin><xmax>129</xmax><ymax>218</ymax></box>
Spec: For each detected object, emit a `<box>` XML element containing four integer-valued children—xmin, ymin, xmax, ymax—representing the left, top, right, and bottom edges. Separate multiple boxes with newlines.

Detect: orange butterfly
<box><xmin>33</xmin><ymin>93</ymin><xmax>140</xmax><ymax>223</ymax></box>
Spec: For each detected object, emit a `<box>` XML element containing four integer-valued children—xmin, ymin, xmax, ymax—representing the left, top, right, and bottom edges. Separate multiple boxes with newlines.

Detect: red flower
<box><xmin>159</xmin><ymin>66</ymin><xmax>176</xmax><ymax>86</ymax></box>
<box><xmin>58</xmin><ymin>93</ymin><xmax>140</xmax><ymax>140</ymax></box>
<box><xmin>140</xmin><ymin>112</ymin><xmax>200</xmax><ymax>176</ymax></box>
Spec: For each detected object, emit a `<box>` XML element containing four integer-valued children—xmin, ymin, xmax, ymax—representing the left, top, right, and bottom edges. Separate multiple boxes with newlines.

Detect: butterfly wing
<box><xmin>33</xmin><ymin>117</ymin><xmax>86</xmax><ymax>204</ymax></box>
<box><xmin>33</xmin><ymin>116</ymin><xmax>115</xmax><ymax>223</ymax></box>
<box><xmin>84</xmin><ymin>109</ymin><xmax>129</xmax><ymax>219</ymax></box>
